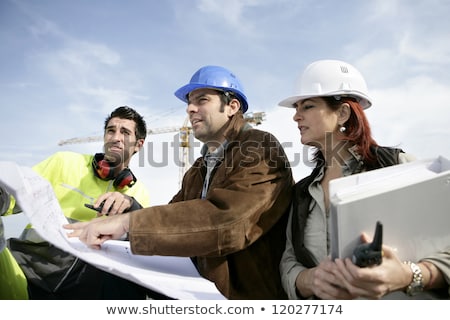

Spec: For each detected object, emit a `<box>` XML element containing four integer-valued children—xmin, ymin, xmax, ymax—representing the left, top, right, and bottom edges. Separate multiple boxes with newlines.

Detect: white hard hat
<box><xmin>278</xmin><ymin>59</ymin><xmax>372</xmax><ymax>109</ymax></box>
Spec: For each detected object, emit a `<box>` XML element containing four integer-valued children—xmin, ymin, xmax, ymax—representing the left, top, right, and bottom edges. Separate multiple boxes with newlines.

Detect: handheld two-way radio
<box><xmin>352</xmin><ymin>221</ymin><xmax>383</xmax><ymax>267</ymax></box>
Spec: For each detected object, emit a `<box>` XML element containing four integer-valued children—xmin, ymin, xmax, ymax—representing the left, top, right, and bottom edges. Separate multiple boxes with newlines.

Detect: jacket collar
<box><xmin>224</xmin><ymin>113</ymin><xmax>250</xmax><ymax>142</ymax></box>
<box><xmin>342</xmin><ymin>145</ymin><xmax>365</xmax><ymax>175</ymax></box>
<box><xmin>200</xmin><ymin>113</ymin><xmax>249</xmax><ymax>159</ymax></box>
<box><xmin>201</xmin><ymin>140</ymin><xmax>228</xmax><ymax>160</ymax></box>
<box><xmin>313</xmin><ymin>145</ymin><xmax>364</xmax><ymax>182</ymax></box>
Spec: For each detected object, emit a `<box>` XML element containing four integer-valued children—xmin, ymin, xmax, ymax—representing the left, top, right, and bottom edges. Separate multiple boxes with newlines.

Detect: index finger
<box><xmin>63</xmin><ymin>222</ymin><xmax>87</xmax><ymax>238</ymax></box>
<box><xmin>94</xmin><ymin>192</ymin><xmax>112</xmax><ymax>207</ymax></box>
<box><xmin>65</xmin><ymin>228</ymin><xmax>82</xmax><ymax>238</ymax></box>
<box><xmin>63</xmin><ymin>221</ymin><xmax>89</xmax><ymax>230</ymax></box>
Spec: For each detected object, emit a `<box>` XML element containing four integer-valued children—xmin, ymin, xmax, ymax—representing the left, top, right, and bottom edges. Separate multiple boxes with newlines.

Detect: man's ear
<box><xmin>227</xmin><ymin>99</ymin><xmax>241</xmax><ymax>117</ymax></box>
<box><xmin>338</xmin><ymin>103</ymin><xmax>351</xmax><ymax>124</ymax></box>
<box><xmin>133</xmin><ymin>138</ymin><xmax>145</xmax><ymax>154</ymax></box>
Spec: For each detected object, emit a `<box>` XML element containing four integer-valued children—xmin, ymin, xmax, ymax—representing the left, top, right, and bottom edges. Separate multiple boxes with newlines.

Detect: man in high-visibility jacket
<box><xmin>1</xmin><ymin>188</ymin><xmax>28</xmax><ymax>299</ymax></box>
<box><xmin>2</xmin><ymin>106</ymin><xmax>151</xmax><ymax>299</ymax></box>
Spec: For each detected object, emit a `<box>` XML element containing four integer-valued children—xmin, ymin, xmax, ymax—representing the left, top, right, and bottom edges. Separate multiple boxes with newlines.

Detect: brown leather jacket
<box><xmin>129</xmin><ymin>114</ymin><xmax>294</xmax><ymax>299</ymax></box>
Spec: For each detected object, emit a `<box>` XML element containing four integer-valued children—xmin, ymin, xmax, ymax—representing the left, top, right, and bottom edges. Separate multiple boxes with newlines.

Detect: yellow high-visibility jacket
<box><xmin>0</xmin><ymin>151</ymin><xmax>150</xmax><ymax>299</ymax></box>
<box><xmin>1</xmin><ymin>197</ymin><xmax>28</xmax><ymax>299</ymax></box>
<box><xmin>32</xmin><ymin>151</ymin><xmax>150</xmax><ymax>222</ymax></box>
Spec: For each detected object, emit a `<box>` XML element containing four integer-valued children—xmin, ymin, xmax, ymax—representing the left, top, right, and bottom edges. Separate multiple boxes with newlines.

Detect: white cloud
<box><xmin>39</xmin><ymin>42</ymin><xmax>121</xmax><ymax>87</ymax></box>
<box><xmin>28</xmin><ymin>16</ymin><xmax>63</xmax><ymax>38</ymax></box>
<box><xmin>60</xmin><ymin>41</ymin><xmax>121</xmax><ymax>66</ymax></box>
<box><xmin>369</xmin><ymin>75</ymin><xmax>450</xmax><ymax>159</ymax></box>
<box><xmin>368</xmin><ymin>0</ymin><xmax>402</xmax><ymax>20</ymax></box>
<box><xmin>398</xmin><ymin>31</ymin><xmax>450</xmax><ymax>65</ymax></box>
<box><xmin>197</xmin><ymin>0</ymin><xmax>258</xmax><ymax>27</ymax></box>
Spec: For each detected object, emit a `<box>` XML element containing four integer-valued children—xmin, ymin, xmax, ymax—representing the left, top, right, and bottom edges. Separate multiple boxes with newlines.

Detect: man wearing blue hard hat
<box><xmin>66</xmin><ymin>65</ymin><xmax>294</xmax><ymax>299</ymax></box>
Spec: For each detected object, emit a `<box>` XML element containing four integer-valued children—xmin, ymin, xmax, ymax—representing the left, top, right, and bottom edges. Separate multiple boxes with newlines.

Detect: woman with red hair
<box><xmin>278</xmin><ymin>59</ymin><xmax>449</xmax><ymax>299</ymax></box>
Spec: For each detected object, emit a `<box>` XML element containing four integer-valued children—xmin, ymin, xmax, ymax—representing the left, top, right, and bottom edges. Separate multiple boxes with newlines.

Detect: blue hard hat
<box><xmin>174</xmin><ymin>65</ymin><xmax>249</xmax><ymax>113</ymax></box>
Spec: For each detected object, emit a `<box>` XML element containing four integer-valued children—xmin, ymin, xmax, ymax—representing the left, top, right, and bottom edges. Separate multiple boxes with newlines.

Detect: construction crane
<box><xmin>57</xmin><ymin>111</ymin><xmax>266</xmax><ymax>186</ymax></box>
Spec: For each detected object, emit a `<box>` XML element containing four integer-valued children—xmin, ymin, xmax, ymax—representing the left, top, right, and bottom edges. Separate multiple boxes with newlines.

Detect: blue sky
<box><xmin>2</xmin><ymin>0</ymin><xmax>450</xmax><ymax>234</ymax></box>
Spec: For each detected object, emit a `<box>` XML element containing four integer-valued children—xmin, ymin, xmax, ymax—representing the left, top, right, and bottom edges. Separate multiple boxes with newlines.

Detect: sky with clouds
<box><xmin>2</xmin><ymin>0</ymin><xmax>450</xmax><ymax>233</ymax></box>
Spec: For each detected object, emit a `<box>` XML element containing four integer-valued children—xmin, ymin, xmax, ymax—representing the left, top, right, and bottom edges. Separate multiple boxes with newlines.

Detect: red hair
<box><xmin>323</xmin><ymin>96</ymin><xmax>379</xmax><ymax>164</ymax></box>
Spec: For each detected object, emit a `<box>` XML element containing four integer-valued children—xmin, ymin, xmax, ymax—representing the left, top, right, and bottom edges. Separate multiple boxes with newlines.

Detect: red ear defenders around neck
<box><xmin>92</xmin><ymin>153</ymin><xmax>136</xmax><ymax>189</ymax></box>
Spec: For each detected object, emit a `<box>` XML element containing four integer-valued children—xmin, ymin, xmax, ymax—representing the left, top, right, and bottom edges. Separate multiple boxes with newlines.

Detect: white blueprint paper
<box><xmin>0</xmin><ymin>161</ymin><xmax>225</xmax><ymax>300</ymax></box>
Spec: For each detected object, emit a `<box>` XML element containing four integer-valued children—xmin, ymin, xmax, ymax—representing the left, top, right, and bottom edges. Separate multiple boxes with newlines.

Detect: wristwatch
<box><xmin>404</xmin><ymin>261</ymin><xmax>424</xmax><ymax>296</ymax></box>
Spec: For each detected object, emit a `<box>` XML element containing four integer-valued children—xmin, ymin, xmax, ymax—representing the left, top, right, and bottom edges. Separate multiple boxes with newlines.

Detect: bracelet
<box><xmin>403</xmin><ymin>261</ymin><xmax>424</xmax><ymax>296</ymax></box>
